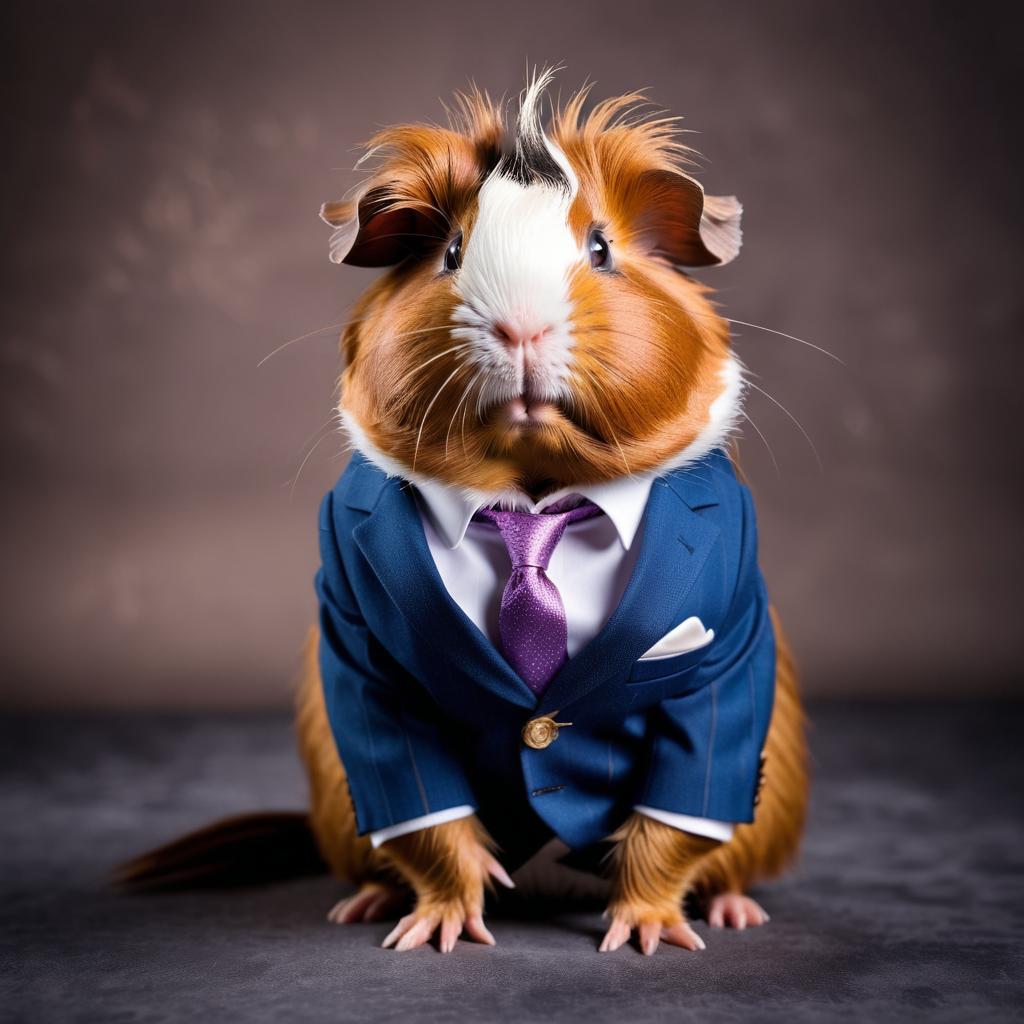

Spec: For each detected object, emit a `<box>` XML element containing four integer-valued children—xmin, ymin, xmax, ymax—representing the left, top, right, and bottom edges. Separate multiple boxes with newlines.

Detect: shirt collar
<box><xmin>414</xmin><ymin>474</ymin><xmax>655</xmax><ymax>552</ymax></box>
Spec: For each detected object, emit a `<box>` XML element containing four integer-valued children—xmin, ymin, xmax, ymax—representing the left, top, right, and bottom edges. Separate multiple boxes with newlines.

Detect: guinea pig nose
<box><xmin>493</xmin><ymin>322</ymin><xmax>551</xmax><ymax>348</ymax></box>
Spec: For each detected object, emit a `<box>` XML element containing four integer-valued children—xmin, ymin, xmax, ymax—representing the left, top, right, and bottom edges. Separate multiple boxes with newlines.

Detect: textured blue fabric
<box><xmin>315</xmin><ymin>450</ymin><xmax>775</xmax><ymax>856</ymax></box>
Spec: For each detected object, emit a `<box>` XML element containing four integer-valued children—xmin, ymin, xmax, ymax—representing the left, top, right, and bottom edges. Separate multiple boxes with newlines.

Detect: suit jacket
<box><xmin>315</xmin><ymin>450</ymin><xmax>775</xmax><ymax>863</ymax></box>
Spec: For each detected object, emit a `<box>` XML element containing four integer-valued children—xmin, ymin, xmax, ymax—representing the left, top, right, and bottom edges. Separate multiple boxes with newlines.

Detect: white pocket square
<box><xmin>639</xmin><ymin>616</ymin><xmax>715</xmax><ymax>661</ymax></box>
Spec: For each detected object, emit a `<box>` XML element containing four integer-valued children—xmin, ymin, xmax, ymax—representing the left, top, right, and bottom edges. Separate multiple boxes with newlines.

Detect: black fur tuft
<box><xmin>499</xmin><ymin>67</ymin><xmax>572</xmax><ymax>193</ymax></box>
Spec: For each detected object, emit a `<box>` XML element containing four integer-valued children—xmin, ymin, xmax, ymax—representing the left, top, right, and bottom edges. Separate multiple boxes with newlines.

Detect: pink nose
<box><xmin>493</xmin><ymin>321</ymin><xmax>551</xmax><ymax>348</ymax></box>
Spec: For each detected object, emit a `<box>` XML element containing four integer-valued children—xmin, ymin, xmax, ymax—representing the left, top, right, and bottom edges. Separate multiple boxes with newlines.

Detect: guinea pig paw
<box><xmin>382</xmin><ymin>903</ymin><xmax>495</xmax><ymax>953</ymax></box>
<box><xmin>707</xmin><ymin>893</ymin><xmax>769</xmax><ymax>930</ymax></box>
<box><xmin>599</xmin><ymin>909</ymin><xmax>705</xmax><ymax>956</ymax></box>
<box><xmin>327</xmin><ymin>883</ymin><xmax>407</xmax><ymax>925</ymax></box>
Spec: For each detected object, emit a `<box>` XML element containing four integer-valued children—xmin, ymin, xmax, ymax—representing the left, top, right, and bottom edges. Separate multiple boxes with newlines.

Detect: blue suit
<box><xmin>315</xmin><ymin>451</ymin><xmax>775</xmax><ymax>865</ymax></box>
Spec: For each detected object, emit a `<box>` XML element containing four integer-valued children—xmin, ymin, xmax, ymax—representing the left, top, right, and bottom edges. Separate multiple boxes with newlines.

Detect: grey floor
<box><xmin>2</xmin><ymin>702</ymin><xmax>1022</xmax><ymax>1023</ymax></box>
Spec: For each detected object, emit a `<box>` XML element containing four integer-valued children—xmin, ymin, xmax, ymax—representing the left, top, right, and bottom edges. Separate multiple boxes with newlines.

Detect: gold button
<box><xmin>522</xmin><ymin>713</ymin><xmax>572</xmax><ymax>750</ymax></box>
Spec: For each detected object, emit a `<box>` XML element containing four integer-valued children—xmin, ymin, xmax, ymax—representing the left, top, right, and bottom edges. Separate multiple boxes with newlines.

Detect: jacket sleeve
<box><xmin>637</xmin><ymin>480</ymin><xmax>776</xmax><ymax>824</ymax></box>
<box><xmin>315</xmin><ymin>492</ymin><xmax>478</xmax><ymax>836</ymax></box>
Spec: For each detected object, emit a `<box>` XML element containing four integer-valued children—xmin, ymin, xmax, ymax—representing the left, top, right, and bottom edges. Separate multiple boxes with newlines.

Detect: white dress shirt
<box><xmin>368</xmin><ymin>473</ymin><xmax>735</xmax><ymax>848</ymax></box>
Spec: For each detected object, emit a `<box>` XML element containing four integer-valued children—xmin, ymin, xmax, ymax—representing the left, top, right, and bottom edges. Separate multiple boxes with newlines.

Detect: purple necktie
<box><xmin>473</xmin><ymin>499</ymin><xmax>603</xmax><ymax>696</ymax></box>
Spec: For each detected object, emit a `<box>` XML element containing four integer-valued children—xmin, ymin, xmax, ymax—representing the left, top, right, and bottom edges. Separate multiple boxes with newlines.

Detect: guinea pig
<box><xmin>119</xmin><ymin>69</ymin><xmax>808</xmax><ymax>957</ymax></box>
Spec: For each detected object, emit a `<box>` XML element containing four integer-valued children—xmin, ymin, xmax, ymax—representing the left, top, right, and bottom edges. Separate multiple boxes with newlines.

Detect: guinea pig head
<box><xmin>323</xmin><ymin>73</ymin><xmax>743</xmax><ymax>501</ymax></box>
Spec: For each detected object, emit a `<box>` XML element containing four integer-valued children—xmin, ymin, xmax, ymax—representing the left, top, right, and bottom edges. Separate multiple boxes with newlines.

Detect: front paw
<box><xmin>375</xmin><ymin>816</ymin><xmax>513</xmax><ymax>952</ymax></box>
<box><xmin>381</xmin><ymin>897</ymin><xmax>495</xmax><ymax>953</ymax></box>
<box><xmin>599</xmin><ymin>901</ymin><xmax>706</xmax><ymax>956</ymax></box>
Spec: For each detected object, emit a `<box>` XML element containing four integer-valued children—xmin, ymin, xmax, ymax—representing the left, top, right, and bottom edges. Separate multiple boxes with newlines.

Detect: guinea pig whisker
<box><xmin>446</xmin><ymin>369</ymin><xmax>484</xmax><ymax>459</ymax></box>
<box><xmin>571</xmin><ymin>326</ymin><xmax>705</xmax><ymax>381</ymax></box>
<box><xmin>576</xmin><ymin>293</ymin><xmax>691</xmax><ymax>332</ymax></box>
<box><xmin>288</xmin><ymin>425</ymin><xmax>339</xmax><ymax>500</ymax></box>
<box><xmin>743</xmin><ymin>380</ymin><xmax>823</xmax><ymax>474</ymax></box>
<box><xmin>577</xmin><ymin>317</ymin><xmax>687</xmax><ymax>341</ymax></box>
<box><xmin>289</xmin><ymin>408</ymin><xmax>344</xmax><ymax>469</ymax></box>
<box><xmin>259</xmin><ymin>307</ymin><xmax>439</xmax><ymax>370</ymax></box>
<box><xmin>461</xmin><ymin>374</ymin><xmax>488</xmax><ymax>455</ymax></box>
<box><xmin>413</xmin><ymin>363</ymin><xmax>466</xmax><ymax>473</ymax></box>
<box><xmin>264</xmin><ymin>313</ymin><xmax>464</xmax><ymax>374</ymax></box>
<box><xmin>740</xmin><ymin>410</ymin><xmax>781</xmax><ymax>478</ymax></box>
<box><xmin>569</xmin><ymin>340</ymin><xmax>642</xmax><ymax>391</ymax></box>
<box><xmin>329</xmin><ymin>422</ymin><xmax>363</xmax><ymax>465</ymax></box>
<box><xmin>387</xmin><ymin>324</ymin><xmax>445</xmax><ymax>339</ymax></box>
<box><xmin>389</xmin><ymin>325</ymin><xmax>462</xmax><ymax>343</ymax></box>
<box><xmin>722</xmin><ymin>318</ymin><xmax>844</xmax><ymax>365</ymax></box>
<box><xmin>393</xmin><ymin>343</ymin><xmax>472</xmax><ymax>391</ymax></box>
<box><xmin>573</xmin><ymin>366</ymin><xmax>632</xmax><ymax>474</ymax></box>
<box><xmin>257</xmin><ymin>321</ymin><xmax>352</xmax><ymax>368</ymax></box>
<box><xmin>609</xmin><ymin>429</ymin><xmax>632</xmax><ymax>477</ymax></box>
<box><xmin>578</xmin><ymin>296</ymin><xmax>680</xmax><ymax>326</ymax></box>
<box><xmin>571</xmin><ymin>325</ymin><xmax>681</xmax><ymax>356</ymax></box>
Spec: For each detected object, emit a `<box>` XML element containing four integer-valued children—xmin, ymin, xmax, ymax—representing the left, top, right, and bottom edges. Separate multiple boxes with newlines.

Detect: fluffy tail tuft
<box><xmin>113</xmin><ymin>812</ymin><xmax>326</xmax><ymax>890</ymax></box>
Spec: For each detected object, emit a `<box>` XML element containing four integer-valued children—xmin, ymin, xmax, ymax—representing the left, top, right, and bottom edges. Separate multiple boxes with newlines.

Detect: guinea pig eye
<box><xmin>588</xmin><ymin>228</ymin><xmax>612</xmax><ymax>271</ymax></box>
<box><xmin>443</xmin><ymin>232</ymin><xmax>463</xmax><ymax>272</ymax></box>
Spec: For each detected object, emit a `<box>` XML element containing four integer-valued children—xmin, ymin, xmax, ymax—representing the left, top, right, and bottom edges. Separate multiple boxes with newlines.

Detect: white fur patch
<box><xmin>450</xmin><ymin>169</ymin><xmax>580</xmax><ymax>414</ymax></box>
<box><xmin>654</xmin><ymin>354</ymin><xmax>745</xmax><ymax>474</ymax></box>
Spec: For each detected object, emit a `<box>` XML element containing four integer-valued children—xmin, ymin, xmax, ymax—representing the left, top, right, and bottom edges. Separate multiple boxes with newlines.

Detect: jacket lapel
<box><xmin>349</xmin><ymin>466</ymin><xmax>537</xmax><ymax>710</ymax></box>
<box><xmin>537</xmin><ymin>471</ymin><xmax>722</xmax><ymax>714</ymax></box>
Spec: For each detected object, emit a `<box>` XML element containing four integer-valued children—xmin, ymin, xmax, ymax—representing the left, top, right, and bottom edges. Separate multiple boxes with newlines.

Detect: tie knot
<box><xmin>474</xmin><ymin>500</ymin><xmax>601</xmax><ymax>571</ymax></box>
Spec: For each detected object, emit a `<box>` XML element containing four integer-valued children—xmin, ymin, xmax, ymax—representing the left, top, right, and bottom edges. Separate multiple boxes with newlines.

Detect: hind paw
<box><xmin>707</xmin><ymin>893</ymin><xmax>769</xmax><ymax>929</ymax></box>
<box><xmin>327</xmin><ymin>883</ymin><xmax>408</xmax><ymax>924</ymax></box>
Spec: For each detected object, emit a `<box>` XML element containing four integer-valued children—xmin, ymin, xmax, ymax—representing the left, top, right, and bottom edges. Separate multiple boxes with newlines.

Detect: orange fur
<box><xmin>606</xmin><ymin>814</ymin><xmax>719</xmax><ymax>926</ymax></box>
<box><xmin>334</xmin><ymin>88</ymin><xmax>735</xmax><ymax>498</ymax></box>
<box><xmin>376</xmin><ymin>815</ymin><xmax>495</xmax><ymax>920</ymax></box>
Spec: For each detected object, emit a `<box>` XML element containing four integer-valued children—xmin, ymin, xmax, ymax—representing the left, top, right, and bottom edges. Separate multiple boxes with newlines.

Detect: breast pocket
<box><xmin>626</xmin><ymin>644</ymin><xmax>710</xmax><ymax>709</ymax></box>
<box><xmin>622</xmin><ymin>643</ymin><xmax>712</xmax><ymax>684</ymax></box>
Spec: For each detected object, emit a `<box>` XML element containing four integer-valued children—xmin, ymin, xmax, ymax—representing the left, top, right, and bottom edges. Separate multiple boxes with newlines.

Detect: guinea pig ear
<box><xmin>633</xmin><ymin>168</ymin><xmax>743</xmax><ymax>268</ymax></box>
<box><xmin>319</xmin><ymin>187</ymin><xmax>444</xmax><ymax>267</ymax></box>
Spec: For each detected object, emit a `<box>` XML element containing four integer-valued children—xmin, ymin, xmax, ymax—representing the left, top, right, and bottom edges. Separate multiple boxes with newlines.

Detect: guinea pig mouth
<box><xmin>499</xmin><ymin>396</ymin><xmax>561</xmax><ymax>428</ymax></box>
<box><xmin>492</xmin><ymin>393</ymin><xmax>607</xmax><ymax>445</ymax></box>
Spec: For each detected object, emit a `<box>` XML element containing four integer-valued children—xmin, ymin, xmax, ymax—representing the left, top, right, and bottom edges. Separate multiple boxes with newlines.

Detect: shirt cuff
<box><xmin>369</xmin><ymin>805</ymin><xmax>476</xmax><ymax>849</ymax></box>
<box><xmin>633</xmin><ymin>805</ymin><xmax>735</xmax><ymax>842</ymax></box>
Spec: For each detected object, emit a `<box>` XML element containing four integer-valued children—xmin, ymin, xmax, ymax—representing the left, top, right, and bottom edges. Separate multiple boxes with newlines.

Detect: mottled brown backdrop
<box><xmin>1</xmin><ymin>0</ymin><xmax>1020</xmax><ymax>707</ymax></box>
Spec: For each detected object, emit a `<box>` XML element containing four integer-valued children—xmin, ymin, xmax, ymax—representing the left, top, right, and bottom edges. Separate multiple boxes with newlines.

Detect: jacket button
<box><xmin>522</xmin><ymin>714</ymin><xmax>572</xmax><ymax>749</ymax></box>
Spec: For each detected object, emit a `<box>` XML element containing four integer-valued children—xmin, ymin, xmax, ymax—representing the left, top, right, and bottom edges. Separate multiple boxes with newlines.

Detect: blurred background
<box><xmin>1</xmin><ymin>0</ymin><xmax>1020</xmax><ymax>708</ymax></box>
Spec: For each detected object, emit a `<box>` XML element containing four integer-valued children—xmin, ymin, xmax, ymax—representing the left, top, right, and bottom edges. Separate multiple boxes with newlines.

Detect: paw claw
<box><xmin>640</xmin><ymin>922</ymin><xmax>661</xmax><ymax>956</ymax></box>
<box><xmin>439</xmin><ymin>915</ymin><xmax>462</xmax><ymax>953</ymax></box>
<box><xmin>662</xmin><ymin>921</ymin><xmax>705</xmax><ymax>951</ymax></box>
<box><xmin>484</xmin><ymin>855</ymin><xmax>516</xmax><ymax>890</ymax></box>
<box><xmin>382</xmin><ymin>912</ymin><xmax>416</xmax><ymax>949</ymax></box>
<box><xmin>599</xmin><ymin>917</ymin><xmax>631</xmax><ymax>953</ymax></box>
<box><xmin>329</xmin><ymin>884</ymin><xmax>406</xmax><ymax>926</ymax></box>
<box><xmin>395</xmin><ymin>916</ymin><xmax>435</xmax><ymax>952</ymax></box>
<box><xmin>464</xmin><ymin>913</ymin><xmax>496</xmax><ymax>947</ymax></box>
<box><xmin>707</xmin><ymin>894</ymin><xmax>769</xmax><ymax>929</ymax></box>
